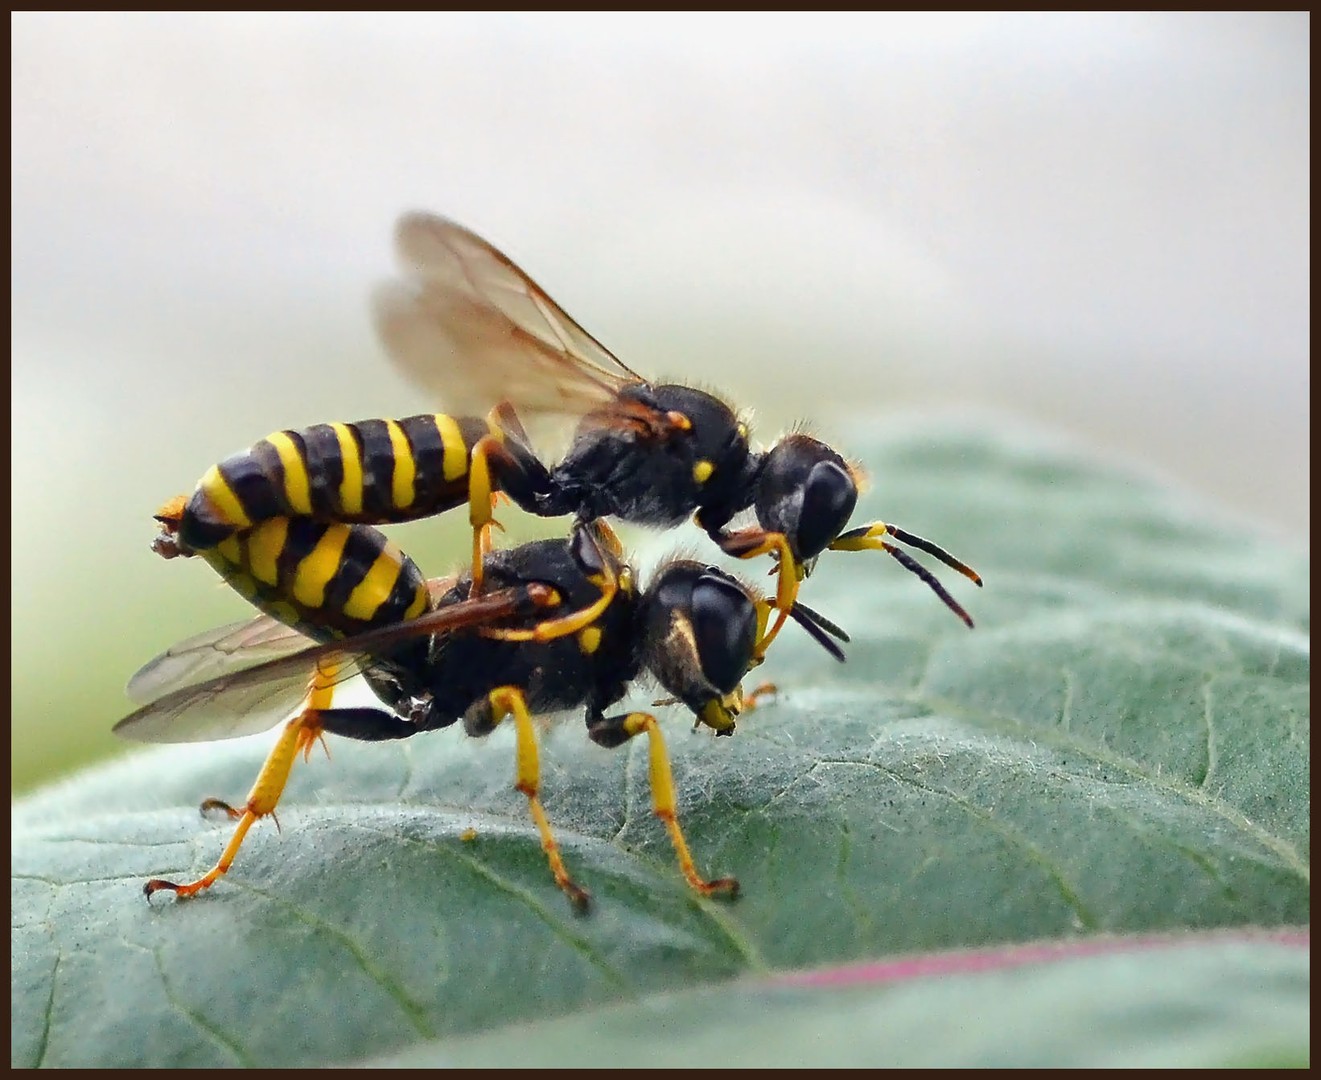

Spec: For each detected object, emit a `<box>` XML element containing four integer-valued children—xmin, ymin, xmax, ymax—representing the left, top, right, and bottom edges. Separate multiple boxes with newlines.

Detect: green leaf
<box><xmin>361</xmin><ymin>932</ymin><xmax>1311</xmax><ymax>1068</ymax></box>
<box><xmin>11</xmin><ymin>425</ymin><xmax>1309</xmax><ymax>1068</ymax></box>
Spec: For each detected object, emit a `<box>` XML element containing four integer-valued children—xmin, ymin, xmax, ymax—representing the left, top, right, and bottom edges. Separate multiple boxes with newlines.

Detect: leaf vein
<box><xmin>819</xmin><ymin>757</ymin><xmax>1099</xmax><ymax>930</ymax></box>
<box><xmin>1199</xmin><ymin>680</ymin><xmax>1218</xmax><ymax>790</ymax></box>
<box><xmin>235</xmin><ymin>875</ymin><xmax>440</xmax><ymax>1038</ymax></box>
<box><xmin>33</xmin><ymin>949</ymin><xmax>59</xmax><ymax>1068</ymax></box>
<box><xmin>145</xmin><ymin>944</ymin><xmax>254</xmax><ymax>1066</ymax></box>
<box><xmin>348</xmin><ymin>818</ymin><xmax>633</xmax><ymax>991</ymax></box>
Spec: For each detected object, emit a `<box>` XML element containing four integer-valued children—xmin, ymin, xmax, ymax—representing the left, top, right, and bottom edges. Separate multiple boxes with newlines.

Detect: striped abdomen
<box><xmin>200</xmin><ymin>518</ymin><xmax>429</xmax><ymax>643</ymax></box>
<box><xmin>176</xmin><ymin>414</ymin><xmax>497</xmax><ymax>553</ymax></box>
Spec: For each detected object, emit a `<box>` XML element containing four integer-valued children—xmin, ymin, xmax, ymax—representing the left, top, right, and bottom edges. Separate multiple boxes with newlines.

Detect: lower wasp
<box><xmin>152</xmin><ymin>211</ymin><xmax>982</xmax><ymax>656</ymax></box>
<box><xmin>118</xmin><ymin>519</ymin><xmax>848</xmax><ymax>910</ymax></box>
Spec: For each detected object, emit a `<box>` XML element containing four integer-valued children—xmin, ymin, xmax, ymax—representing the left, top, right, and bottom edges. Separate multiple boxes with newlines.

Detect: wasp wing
<box><xmin>126</xmin><ymin>616</ymin><xmax>312</xmax><ymax>706</ymax></box>
<box><xmin>372</xmin><ymin>211</ymin><xmax>643</xmax><ymax>421</ymax></box>
<box><xmin>126</xmin><ymin>572</ymin><xmax>466</xmax><ymax>708</ymax></box>
<box><xmin>114</xmin><ymin>585</ymin><xmax>536</xmax><ymax>745</ymax></box>
<box><xmin>115</xmin><ymin>665</ymin><xmax>337</xmax><ymax>745</ymax></box>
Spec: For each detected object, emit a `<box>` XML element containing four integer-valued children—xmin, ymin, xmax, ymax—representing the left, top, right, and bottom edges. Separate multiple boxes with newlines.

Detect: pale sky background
<box><xmin>11</xmin><ymin>12</ymin><xmax>1309</xmax><ymax>787</ymax></box>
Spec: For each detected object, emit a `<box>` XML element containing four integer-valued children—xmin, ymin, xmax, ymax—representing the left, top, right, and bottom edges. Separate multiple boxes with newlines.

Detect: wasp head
<box><xmin>754</xmin><ymin>433</ymin><xmax>859</xmax><ymax>566</ymax></box>
<box><xmin>639</xmin><ymin>560</ymin><xmax>760</xmax><ymax>735</ymax></box>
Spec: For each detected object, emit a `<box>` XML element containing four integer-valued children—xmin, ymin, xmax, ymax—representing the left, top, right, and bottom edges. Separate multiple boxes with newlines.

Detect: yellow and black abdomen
<box><xmin>200</xmin><ymin>517</ymin><xmax>430</xmax><ymax>643</ymax></box>
<box><xmin>174</xmin><ymin>414</ymin><xmax>496</xmax><ymax>553</ymax></box>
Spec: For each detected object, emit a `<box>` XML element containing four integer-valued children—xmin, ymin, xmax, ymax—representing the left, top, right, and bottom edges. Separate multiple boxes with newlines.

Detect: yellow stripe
<box><xmin>211</xmin><ymin>561</ymin><xmax>259</xmax><ymax>602</ymax></box>
<box><xmin>404</xmin><ymin>584</ymin><xmax>428</xmax><ymax>620</ymax></box>
<box><xmin>266</xmin><ymin>431</ymin><xmax>312</xmax><ymax>515</ymax></box>
<box><xmin>198</xmin><ymin>465</ymin><xmax>251</xmax><ymax>529</ymax></box>
<box><xmin>293</xmin><ymin>526</ymin><xmax>351</xmax><ymax>609</ymax></box>
<box><xmin>385</xmin><ymin>419</ymin><xmax>416</xmax><ymax>510</ymax></box>
<box><xmin>245</xmin><ymin>518</ymin><xmax>289</xmax><ymax>586</ymax></box>
<box><xmin>268</xmin><ymin>600</ymin><xmax>302</xmax><ymax>628</ymax></box>
<box><xmin>332</xmin><ymin>423</ymin><xmax>364</xmax><ymax>516</ymax></box>
<box><xmin>435</xmin><ymin>414</ymin><xmax>469</xmax><ymax>482</ymax></box>
<box><xmin>343</xmin><ymin>548</ymin><xmax>405</xmax><ymax>623</ymax></box>
<box><xmin>214</xmin><ymin>536</ymin><xmax>243</xmax><ymax>565</ymax></box>
<box><xmin>228</xmin><ymin>575</ymin><xmax>259</xmax><ymax>602</ymax></box>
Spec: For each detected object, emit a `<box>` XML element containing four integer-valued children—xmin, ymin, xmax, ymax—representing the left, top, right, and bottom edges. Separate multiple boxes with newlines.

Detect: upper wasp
<box><xmin>153</xmin><ymin>212</ymin><xmax>982</xmax><ymax>652</ymax></box>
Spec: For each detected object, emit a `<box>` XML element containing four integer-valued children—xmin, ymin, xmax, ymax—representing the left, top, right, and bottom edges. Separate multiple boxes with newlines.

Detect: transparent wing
<box><xmin>115</xmin><ymin>663</ymin><xmax>346</xmax><ymax>745</ymax></box>
<box><xmin>372</xmin><ymin>211</ymin><xmax>644</xmax><ymax>420</ymax></box>
<box><xmin>125</xmin><ymin>571</ymin><xmax>464</xmax><ymax>707</ymax></box>
<box><xmin>126</xmin><ymin>616</ymin><xmax>312</xmax><ymax>706</ymax></box>
<box><xmin>114</xmin><ymin>584</ymin><xmax>539</xmax><ymax>745</ymax></box>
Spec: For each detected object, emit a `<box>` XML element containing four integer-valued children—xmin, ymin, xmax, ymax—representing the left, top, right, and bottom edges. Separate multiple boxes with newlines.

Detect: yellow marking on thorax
<box><xmin>693</xmin><ymin>460</ymin><xmax>715</xmax><ymax>485</ymax></box>
<box><xmin>577</xmin><ymin>626</ymin><xmax>603</xmax><ymax>655</ymax></box>
<box><xmin>244</xmin><ymin>517</ymin><xmax>290</xmax><ymax>586</ymax></box>
<box><xmin>265</xmin><ymin>431</ymin><xmax>313</xmax><ymax>515</ymax></box>
<box><xmin>331</xmin><ymin>423</ymin><xmax>364</xmax><ymax>515</ymax></box>
<box><xmin>199</xmin><ymin>465</ymin><xmax>252</xmax><ymax>529</ymax></box>
<box><xmin>433</xmin><ymin>414</ymin><xmax>470</xmax><ymax>482</ymax></box>
<box><xmin>384</xmin><ymin>419</ymin><xmax>416</xmax><ymax>510</ymax></box>
<box><xmin>292</xmin><ymin>525</ymin><xmax>352</xmax><ymax>609</ymax></box>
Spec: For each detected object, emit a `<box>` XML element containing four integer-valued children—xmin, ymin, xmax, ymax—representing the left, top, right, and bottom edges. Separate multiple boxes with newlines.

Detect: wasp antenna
<box><xmin>789</xmin><ymin>599</ymin><xmax>850</xmax><ymax>644</ymax></box>
<box><xmin>787</xmin><ymin>604</ymin><xmax>848</xmax><ymax>663</ymax></box>
<box><xmin>880</xmin><ymin>542</ymin><xmax>975</xmax><ymax>629</ymax></box>
<box><xmin>886</xmin><ymin>526</ymin><xmax>983</xmax><ymax>587</ymax></box>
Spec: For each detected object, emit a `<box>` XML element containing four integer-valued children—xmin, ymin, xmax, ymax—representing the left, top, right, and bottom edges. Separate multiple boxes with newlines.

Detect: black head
<box><xmin>754</xmin><ymin>433</ymin><xmax>859</xmax><ymax>563</ymax></box>
<box><xmin>638</xmin><ymin>560</ymin><xmax>760</xmax><ymax>734</ymax></box>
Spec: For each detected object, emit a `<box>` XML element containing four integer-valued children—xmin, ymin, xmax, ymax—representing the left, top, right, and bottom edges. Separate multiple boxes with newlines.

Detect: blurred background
<box><xmin>12</xmin><ymin>12</ymin><xmax>1308</xmax><ymax>792</ymax></box>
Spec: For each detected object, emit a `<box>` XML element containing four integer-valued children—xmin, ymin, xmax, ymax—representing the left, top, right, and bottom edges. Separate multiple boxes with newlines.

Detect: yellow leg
<box><xmin>739</xmin><ymin>682</ymin><xmax>777</xmax><ymax>712</ymax></box>
<box><xmin>717</xmin><ymin>530</ymin><xmax>801</xmax><ymax>659</ymax></box>
<box><xmin>144</xmin><ymin>662</ymin><xmax>340</xmax><ymax>900</ymax></box>
<box><xmin>466</xmin><ymin>436</ymin><xmax>505</xmax><ymax>598</ymax></box>
<box><xmin>738</xmin><ymin>540</ymin><xmax>802</xmax><ymax>661</ymax></box>
<box><xmin>478</xmin><ymin>500</ymin><xmax>508</xmax><ymax>557</ymax></box>
<box><xmin>488</xmin><ymin>686</ymin><xmax>590</xmax><ymax>911</ymax></box>
<box><xmin>481</xmin><ymin>559</ymin><xmax>626</xmax><ymax>645</ymax></box>
<box><xmin>736</xmin><ymin>531</ymin><xmax>800</xmax><ymax>612</ymax></box>
<box><xmin>621</xmin><ymin>713</ymin><xmax>739</xmax><ymax>898</ymax></box>
<box><xmin>481</xmin><ymin>574</ymin><xmax>620</xmax><ymax>645</ymax></box>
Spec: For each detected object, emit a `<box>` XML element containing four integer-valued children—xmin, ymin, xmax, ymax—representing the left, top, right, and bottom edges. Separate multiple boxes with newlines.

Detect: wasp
<box><xmin>118</xmin><ymin>520</ymin><xmax>848</xmax><ymax>910</ymax></box>
<box><xmin>153</xmin><ymin>211</ymin><xmax>982</xmax><ymax>654</ymax></box>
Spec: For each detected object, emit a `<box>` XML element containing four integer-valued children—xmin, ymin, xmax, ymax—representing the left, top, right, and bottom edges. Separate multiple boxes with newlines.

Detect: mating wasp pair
<box><xmin>120</xmin><ymin>212</ymin><xmax>981</xmax><ymax>908</ymax></box>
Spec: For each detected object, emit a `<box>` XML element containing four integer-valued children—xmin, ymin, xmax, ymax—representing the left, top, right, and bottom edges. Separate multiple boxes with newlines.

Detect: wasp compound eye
<box><xmin>795</xmin><ymin>460</ymin><xmax>858</xmax><ymax>562</ymax></box>
<box><xmin>690</xmin><ymin>572</ymin><xmax>757</xmax><ymax>694</ymax></box>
